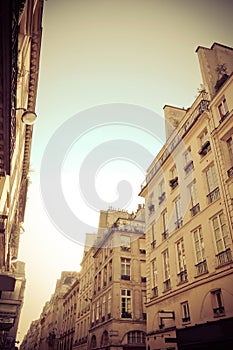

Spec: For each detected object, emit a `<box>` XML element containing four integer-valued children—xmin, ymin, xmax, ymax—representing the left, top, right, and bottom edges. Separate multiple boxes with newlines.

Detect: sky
<box><xmin>17</xmin><ymin>0</ymin><xmax>233</xmax><ymax>343</ymax></box>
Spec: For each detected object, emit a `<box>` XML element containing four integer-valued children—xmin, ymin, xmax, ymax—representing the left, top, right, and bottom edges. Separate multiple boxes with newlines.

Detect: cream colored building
<box><xmin>59</xmin><ymin>278</ymin><xmax>80</xmax><ymax>350</ymax></box>
<box><xmin>140</xmin><ymin>42</ymin><xmax>233</xmax><ymax>350</ymax></box>
<box><xmin>88</xmin><ymin>207</ymin><xmax>147</xmax><ymax>350</ymax></box>
<box><xmin>73</xmin><ymin>234</ymin><xmax>96</xmax><ymax>350</ymax></box>
<box><xmin>0</xmin><ymin>1</ymin><xmax>43</xmax><ymax>348</ymax></box>
<box><xmin>20</xmin><ymin>272</ymin><xmax>78</xmax><ymax>350</ymax></box>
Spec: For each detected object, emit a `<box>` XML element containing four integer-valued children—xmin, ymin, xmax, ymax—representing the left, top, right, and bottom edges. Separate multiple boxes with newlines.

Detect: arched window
<box><xmin>90</xmin><ymin>335</ymin><xmax>97</xmax><ymax>349</ymax></box>
<box><xmin>101</xmin><ymin>331</ymin><xmax>109</xmax><ymax>346</ymax></box>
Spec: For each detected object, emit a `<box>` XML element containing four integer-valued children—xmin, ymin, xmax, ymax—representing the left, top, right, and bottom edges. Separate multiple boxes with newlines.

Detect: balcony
<box><xmin>184</xmin><ymin>160</ymin><xmax>194</xmax><ymax>175</ymax></box>
<box><xmin>227</xmin><ymin>166</ymin><xmax>233</xmax><ymax>178</ymax></box>
<box><xmin>175</xmin><ymin>218</ymin><xmax>183</xmax><ymax>229</ymax></box>
<box><xmin>199</xmin><ymin>140</ymin><xmax>211</xmax><ymax>157</ymax></box>
<box><xmin>219</xmin><ymin>111</ymin><xmax>230</xmax><ymax>123</ymax></box>
<box><xmin>195</xmin><ymin>260</ymin><xmax>208</xmax><ymax>275</ymax></box>
<box><xmin>163</xmin><ymin>279</ymin><xmax>171</xmax><ymax>292</ymax></box>
<box><xmin>190</xmin><ymin>203</ymin><xmax>200</xmax><ymax>216</ymax></box>
<box><xmin>207</xmin><ymin>187</ymin><xmax>220</xmax><ymax>204</ymax></box>
<box><xmin>177</xmin><ymin>270</ymin><xmax>188</xmax><ymax>284</ymax></box>
<box><xmin>169</xmin><ymin>177</ymin><xmax>178</xmax><ymax>190</ymax></box>
<box><xmin>121</xmin><ymin>312</ymin><xmax>132</xmax><ymax>319</ymax></box>
<box><xmin>152</xmin><ymin>286</ymin><xmax>158</xmax><ymax>297</ymax></box>
<box><xmin>158</xmin><ymin>192</ymin><xmax>166</xmax><ymax>205</ymax></box>
<box><xmin>151</xmin><ymin>240</ymin><xmax>156</xmax><ymax>250</ymax></box>
<box><xmin>162</xmin><ymin>230</ymin><xmax>168</xmax><ymax>240</ymax></box>
<box><xmin>121</xmin><ymin>275</ymin><xmax>130</xmax><ymax>281</ymax></box>
<box><xmin>148</xmin><ymin>204</ymin><xmax>155</xmax><ymax>214</ymax></box>
<box><xmin>121</xmin><ymin>246</ymin><xmax>131</xmax><ymax>252</ymax></box>
<box><xmin>216</xmin><ymin>248</ymin><xmax>232</xmax><ymax>266</ymax></box>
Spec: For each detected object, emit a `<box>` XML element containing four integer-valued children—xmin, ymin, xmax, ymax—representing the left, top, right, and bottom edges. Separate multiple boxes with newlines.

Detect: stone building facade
<box><xmin>0</xmin><ymin>1</ymin><xmax>44</xmax><ymax>348</ymax></box>
<box><xmin>139</xmin><ymin>42</ymin><xmax>233</xmax><ymax>350</ymax></box>
<box><xmin>88</xmin><ymin>206</ymin><xmax>146</xmax><ymax>350</ymax></box>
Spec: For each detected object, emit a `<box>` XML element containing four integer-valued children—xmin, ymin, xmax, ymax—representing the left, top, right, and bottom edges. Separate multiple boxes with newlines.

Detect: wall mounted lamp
<box><xmin>15</xmin><ymin>108</ymin><xmax>37</xmax><ymax>125</ymax></box>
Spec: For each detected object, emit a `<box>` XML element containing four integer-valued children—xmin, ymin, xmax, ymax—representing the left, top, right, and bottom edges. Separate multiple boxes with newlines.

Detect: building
<box><xmin>20</xmin><ymin>272</ymin><xmax>78</xmax><ymax>350</ymax></box>
<box><xmin>0</xmin><ymin>0</ymin><xmax>44</xmax><ymax>348</ymax></box>
<box><xmin>139</xmin><ymin>42</ymin><xmax>233</xmax><ymax>350</ymax></box>
<box><xmin>88</xmin><ymin>206</ymin><xmax>147</xmax><ymax>350</ymax></box>
<box><xmin>59</xmin><ymin>278</ymin><xmax>80</xmax><ymax>350</ymax></box>
<box><xmin>73</xmin><ymin>234</ymin><xmax>95</xmax><ymax>350</ymax></box>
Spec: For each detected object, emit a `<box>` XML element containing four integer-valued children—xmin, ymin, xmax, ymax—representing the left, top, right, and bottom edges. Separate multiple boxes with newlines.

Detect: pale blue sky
<box><xmin>18</xmin><ymin>0</ymin><xmax>233</xmax><ymax>342</ymax></box>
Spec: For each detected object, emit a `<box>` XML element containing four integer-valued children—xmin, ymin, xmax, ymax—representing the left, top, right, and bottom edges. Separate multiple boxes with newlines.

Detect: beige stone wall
<box><xmin>143</xmin><ymin>42</ymin><xmax>233</xmax><ymax>350</ymax></box>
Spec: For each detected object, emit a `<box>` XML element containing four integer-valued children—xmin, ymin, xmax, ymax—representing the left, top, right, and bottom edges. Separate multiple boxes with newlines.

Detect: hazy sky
<box><xmin>17</xmin><ymin>0</ymin><xmax>233</xmax><ymax>342</ymax></box>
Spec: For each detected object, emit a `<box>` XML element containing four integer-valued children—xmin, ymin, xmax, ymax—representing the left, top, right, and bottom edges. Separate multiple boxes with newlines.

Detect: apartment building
<box><xmin>20</xmin><ymin>272</ymin><xmax>78</xmax><ymax>350</ymax></box>
<box><xmin>73</xmin><ymin>234</ymin><xmax>95</xmax><ymax>350</ymax></box>
<box><xmin>88</xmin><ymin>206</ymin><xmax>147</xmax><ymax>350</ymax></box>
<box><xmin>59</xmin><ymin>278</ymin><xmax>80</xmax><ymax>350</ymax></box>
<box><xmin>0</xmin><ymin>1</ymin><xmax>43</xmax><ymax>348</ymax></box>
<box><xmin>139</xmin><ymin>42</ymin><xmax>233</xmax><ymax>350</ymax></box>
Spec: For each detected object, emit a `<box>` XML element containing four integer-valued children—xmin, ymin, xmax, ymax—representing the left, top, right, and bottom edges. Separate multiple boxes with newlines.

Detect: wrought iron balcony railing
<box><xmin>207</xmin><ymin>187</ymin><xmax>220</xmax><ymax>204</ymax></box>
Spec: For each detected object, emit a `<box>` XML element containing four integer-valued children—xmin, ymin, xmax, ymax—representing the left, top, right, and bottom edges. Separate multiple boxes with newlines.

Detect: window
<box><xmin>227</xmin><ymin>137</ymin><xmax>233</xmax><ymax>178</ymax></box>
<box><xmin>184</xmin><ymin>147</ymin><xmax>194</xmax><ymax>174</ymax></box>
<box><xmin>162</xmin><ymin>249</ymin><xmax>171</xmax><ymax>291</ymax></box>
<box><xmin>90</xmin><ymin>335</ymin><xmax>97</xmax><ymax>349</ymax></box>
<box><xmin>181</xmin><ymin>301</ymin><xmax>190</xmax><ymax>323</ymax></box>
<box><xmin>170</xmin><ymin>165</ymin><xmax>177</xmax><ymax>179</ymax></box>
<box><xmin>175</xmin><ymin>197</ymin><xmax>183</xmax><ymax>228</ymax></box>
<box><xmin>96</xmin><ymin>300</ymin><xmax>100</xmax><ymax>322</ymax></box>
<box><xmin>200</xmin><ymin>128</ymin><xmax>209</xmax><ymax>147</ymax></box>
<box><xmin>121</xmin><ymin>289</ymin><xmax>132</xmax><ymax>318</ymax></box>
<box><xmin>98</xmin><ymin>271</ymin><xmax>101</xmax><ymax>291</ymax></box>
<box><xmin>91</xmin><ymin>303</ymin><xmax>95</xmax><ymax>325</ymax></box>
<box><xmin>102</xmin><ymin>295</ymin><xmax>106</xmax><ymax>319</ymax></box>
<box><xmin>151</xmin><ymin>223</ymin><xmax>156</xmax><ymax>249</ymax></box>
<box><xmin>227</xmin><ymin>137</ymin><xmax>233</xmax><ymax>165</ymax></box>
<box><xmin>218</xmin><ymin>98</ymin><xmax>229</xmax><ymax>119</ymax></box>
<box><xmin>103</xmin><ymin>265</ymin><xmax>107</xmax><ymax>286</ymax></box>
<box><xmin>101</xmin><ymin>331</ymin><xmax>109</xmax><ymax>346</ymax></box>
<box><xmin>158</xmin><ymin>179</ymin><xmax>166</xmax><ymax>204</ymax></box>
<box><xmin>141</xmin><ymin>262</ymin><xmax>146</xmax><ymax>283</ymax></box>
<box><xmin>142</xmin><ymin>291</ymin><xmax>146</xmax><ymax>319</ymax></box>
<box><xmin>120</xmin><ymin>235</ymin><xmax>131</xmax><ymax>251</ymax></box>
<box><xmin>139</xmin><ymin>238</ymin><xmax>146</xmax><ymax>254</ymax></box>
<box><xmin>199</xmin><ymin>129</ymin><xmax>211</xmax><ymax>156</ymax></box>
<box><xmin>193</xmin><ymin>227</ymin><xmax>205</xmax><ymax>263</ymax></box>
<box><xmin>151</xmin><ymin>258</ymin><xmax>158</xmax><ymax>297</ymax></box>
<box><xmin>176</xmin><ymin>239</ymin><xmax>187</xmax><ymax>283</ymax></box>
<box><xmin>212</xmin><ymin>213</ymin><xmax>232</xmax><ymax>266</ymax></box>
<box><xmin>107</xmin><ymin>291</ymin><xmax>111</xmax><ymax>316</ymax></box>
<box><xmin>108</xmin><ymin>259</ymin><xmax>112</xmax><ymax>281</ymax></box>
<box><xmin>127</xmin><ymin>331</ymin><xmax>146</xmax><ymax>344</ymax></box>
<box><xmin>121</xmin><ymin>258</ymin><xmax>130</xmax><ymax>280</ymax></box>
<box><xmin>148</xmin><ymin>192</ymin><xmax>154</xmax><ymax>213</ymax></box>
<box><xmin>162</xmin><ymin>210</ymin><xmax>168</xmax><ymax>239</ymax></box>
<box><xmin>211</xmin><ymin>289</ymin><xmax>225</xmax><ymax>317</ymax></box>
<box><xmin>193</xmin><ymin>227</ymin><xmax>208</xmax><ymax>275</ymax></box>
<box><xmin>206</xmin><ymin>164</ymin><xmax>220</xmax><ymax>203</ymax></box>
<box><xmin>189</xmin><ymin>182</ymin><xmax>200</xmax><ymax>216</ymax></box>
